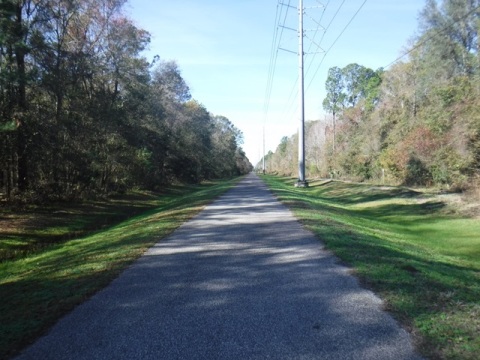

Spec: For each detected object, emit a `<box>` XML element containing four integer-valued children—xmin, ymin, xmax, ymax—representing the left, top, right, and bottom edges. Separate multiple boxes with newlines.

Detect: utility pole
<box><xmin>296</xmin><ymin>0</ymin><xmax>308</xmax><ymax>187</ymax></box>
<box><xmin>276</xmin><ymin>0</ymin><xmax>323</xmax><ymax>186</ymax></box>
<box><xmin>263</xmin><ymin>125</ymin><xmax>266</xmax><ymax>175</ymax></box>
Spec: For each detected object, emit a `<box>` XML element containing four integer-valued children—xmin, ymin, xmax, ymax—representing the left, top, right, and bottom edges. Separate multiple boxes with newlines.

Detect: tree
<box><xmin>235</xmin><ymin>147</ymin><xmax>253</xmax><ymax>175</ymax></box>
<box><xmin>1</xmin><ymin>0</ymin><xmax>250</xmax><ymax>202</ymax></box>
<box><xmin>210</xmin><ymin>115</ymin><xmax>242</xmax><ymax>177</ymax></box>
<box><xmin>419</xmin><ymin>0</ymin><xmax>480</xmax><ymax>78</ymax></box>
<box><xmin>322</xmin><ymin>67</ymin><xmax>345</xmax><ymax>152</ymax></box>
<box><xmin>152</xmin><ymin>60</ymin><xmax>191</xmax><ymax>104</ymax></box>
<box><xmin>339</xmin><ymin>63</ymin><xmax>383</xmax><ymax>111</ymax></box>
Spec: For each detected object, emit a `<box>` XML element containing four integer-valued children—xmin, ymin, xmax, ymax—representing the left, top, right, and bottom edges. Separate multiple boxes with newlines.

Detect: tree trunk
<box><xmin>14</xmin><ymin>3</ymin><xmax>28</xmax><ymax>192</ymax></box>
<box><xmin>333</xmin><ymin>111</ymin><xmax>336</xmax><ymax>153</ymax></box>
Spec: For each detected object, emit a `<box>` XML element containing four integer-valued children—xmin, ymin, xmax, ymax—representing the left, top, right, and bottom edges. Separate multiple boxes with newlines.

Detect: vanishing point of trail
<box><xmin>16</xmin><ymin>174</ymin><xmax>422</xmax><ymax>360</ymax></box>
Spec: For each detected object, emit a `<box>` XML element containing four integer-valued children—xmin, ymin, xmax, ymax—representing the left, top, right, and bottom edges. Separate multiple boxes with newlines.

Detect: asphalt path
<box><xmin>16</xmin><ymin>173</ymin><xmax>422</xmax><ymax>360</ymax></box>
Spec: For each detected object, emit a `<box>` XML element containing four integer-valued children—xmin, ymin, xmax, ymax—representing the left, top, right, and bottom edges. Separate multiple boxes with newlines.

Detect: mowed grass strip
<box><xmin>0</xmin><ymin>178</ymin><xmax>240</xmax><ymax>360</ymax></box>
<box><xmin>262</xmin><ymin>175</ymin><xmax>480</xmax><ymax>360</ymax></box>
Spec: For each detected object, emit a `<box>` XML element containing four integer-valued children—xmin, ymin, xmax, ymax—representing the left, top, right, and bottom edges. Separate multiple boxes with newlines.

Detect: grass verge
<box><xmin>0</xmin><ymin>178</ymin><xmax>240</xmax><ymax>359</ymax></box>
<box><xmin>262</xmin><ymin>175</ymin><xmax>480</xmax><ymax>360</ymax></box>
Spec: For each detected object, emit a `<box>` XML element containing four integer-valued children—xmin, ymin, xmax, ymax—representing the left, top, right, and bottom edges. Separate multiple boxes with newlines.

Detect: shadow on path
<box><xmin>15</xmin><ymin>174</ymin><xmax>422</xmax><ymax>360</ymax></box>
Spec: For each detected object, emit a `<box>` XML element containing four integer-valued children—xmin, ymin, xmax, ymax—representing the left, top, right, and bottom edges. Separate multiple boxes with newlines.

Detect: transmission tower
<box><xmin>296</xmin><ymin>0</ymin><xmax>308</xmax><ymax>187</ymax></box>
<box><xmin>273</xmin><ymin>0</ymin><xmax>325</xmax><ymax>186</ymax></box>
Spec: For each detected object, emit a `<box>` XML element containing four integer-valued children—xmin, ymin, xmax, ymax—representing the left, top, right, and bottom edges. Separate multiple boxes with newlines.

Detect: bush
<box><xmin>405</xmin><ymin>156</ymin><xmax>431</xmax><ymax>186</ymax></box>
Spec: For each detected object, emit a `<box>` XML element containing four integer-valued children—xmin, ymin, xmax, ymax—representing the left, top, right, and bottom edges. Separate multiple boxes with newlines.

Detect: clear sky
<box><xmin>126</xmin><ymin>0</ymin><xmax>427</xmax><ymax>166</ymax></box>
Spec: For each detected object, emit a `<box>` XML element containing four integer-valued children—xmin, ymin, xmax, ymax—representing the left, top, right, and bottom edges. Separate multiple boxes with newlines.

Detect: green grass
<box><xmin>262</xmin><ymin>175</ymin><xmax>480</xmax><ymax>360</ymax></box>
<box><xmin>0</xmin><ymin>178</ymin><xmax>240</xmax><ymax>360</ymax></box>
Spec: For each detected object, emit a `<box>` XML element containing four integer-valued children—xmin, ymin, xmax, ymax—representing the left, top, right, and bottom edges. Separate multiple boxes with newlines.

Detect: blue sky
<box><xmin>127</xmin><ymin>0</ymin><xmax>427</xmax><ymax>165</ymax></box>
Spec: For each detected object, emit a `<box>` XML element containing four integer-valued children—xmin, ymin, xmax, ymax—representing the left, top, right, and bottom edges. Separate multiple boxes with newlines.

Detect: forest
<box><xmin>0</xmin><ymin>0</ymin><xmax>252</xmax><ymax>202</ymax></box>
<box><xmin>260</xmin><ymin>0</ymin><xmax>480</xmax><ymax>194</ymax></box>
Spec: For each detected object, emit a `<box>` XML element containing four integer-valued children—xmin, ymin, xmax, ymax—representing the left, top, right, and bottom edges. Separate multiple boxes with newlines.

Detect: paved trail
<box><xmin>16</xmin><ymin>174</ymin><xmax>422</xmax><ymax>360</ymax></box>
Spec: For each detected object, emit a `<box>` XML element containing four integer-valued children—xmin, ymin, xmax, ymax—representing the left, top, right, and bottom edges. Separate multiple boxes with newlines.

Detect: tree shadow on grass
<box><xmin>0</xmin><ymin>180</ymin><xmax>237</xmax><ymax>263</ymax></box>
<box><xmin>265</xmin><ymin>176</ymin><xmax>480</xmax><ymax>358</ymax></box>
<box><xmin>300</xmin><ymin>214</ymin><xmax>480</xmax><ymax>358</ymax></box>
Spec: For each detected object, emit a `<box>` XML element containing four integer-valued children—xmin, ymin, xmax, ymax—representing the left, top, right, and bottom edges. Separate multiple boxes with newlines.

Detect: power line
<box><xmin>264</xmin><ymin>0</ymin><xmax>369</xmax><ymax>135</ymax></box>
<box><xmin>305</xmin><ymin>0</ymin><xmax>480</xmax><ymax>97</ymax></box>
<box><xmin>281</xmin><ymin>1</ymin><xmax>330</xmax><ymax>122</ymax></box>
<box><xmin>306</xmin><ymin>0</ymin><xmax>367</xmax><ymax>93</ymax></box>
<box><xmin>262</xmin><ymin>0</ymin><xmax>294</xmax><ymax>169</ymax></box>
<box><xmin>263</xmin><ymin>0</ymin><xmax>293</xmax><ymax>123</ymax></box>
<box><xmin>304</xmin><ymin>0</ymin><xmax>329</xmax><ymax>55</ymax></box>
<box><xmin>263</xmin><ymin>2</ymin><xmax>282</xmax><ymax>119</ymax></box>
<box><xmin>283</xmin><ymin>0</ymin><xmax>347</xmax><ymax>122</ymax></box>
<box><xmin>304</xmin><ymin>0</ymin><xmax>343</xmax><ymax>80</ymax></box>
<box><xmin>267</xmin><ymin>0</ymin><xmax>479</xmax><ymax>152</ymax></box>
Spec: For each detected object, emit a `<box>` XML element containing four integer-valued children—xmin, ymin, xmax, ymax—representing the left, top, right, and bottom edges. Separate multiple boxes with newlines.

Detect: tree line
<box><xmin>259</xmin><ymin>0</ymin><xmax>480</xmax><ymax>191</ymax></box>
<box><xmin>0</xmin><ymin>0</ymin><xmax>252</xmax><ymax>202</ymax></box>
